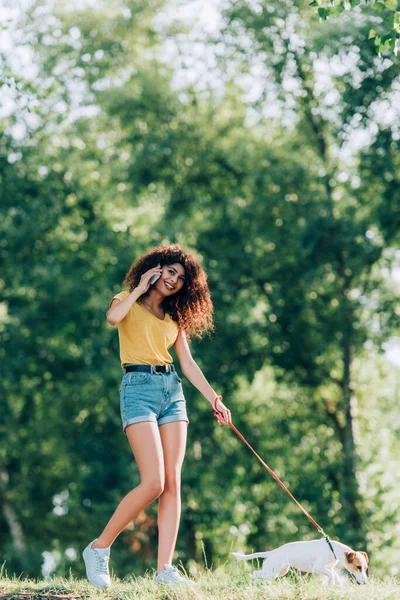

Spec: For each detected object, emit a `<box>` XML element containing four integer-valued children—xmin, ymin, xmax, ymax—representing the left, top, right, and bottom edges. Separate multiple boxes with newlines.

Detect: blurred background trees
<box><xmin>1</xmin><ymin>0</ymin><xmax>399</xmax><ymax>581</ymax></box>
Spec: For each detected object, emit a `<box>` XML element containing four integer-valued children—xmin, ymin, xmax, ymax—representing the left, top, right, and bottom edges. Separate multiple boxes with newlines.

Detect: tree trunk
<box><xmin>0</xmin><ymin>466</ymin><xmax>32</xmax><ymax>575</ymax></box>
<box><xmin>338</xmin><ymin>252</ymin><xmax>364</xmax><ymax>545</ymax></box>
<box><xmin>2</xmin><ymin>498</ymin><xmax>28</xmax><ymax>555</ymax></box>
<box><xmin>341</xmin><ymin>340</ymin><xmax>363</xmax><ymax>532</ymax></box>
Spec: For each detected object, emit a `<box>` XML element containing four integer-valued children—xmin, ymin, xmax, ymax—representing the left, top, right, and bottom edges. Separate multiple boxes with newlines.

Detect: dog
<box><xmin>232</xmin><ymin>538</ymin><xmax>369</xmax><ymax>585</ymax></box>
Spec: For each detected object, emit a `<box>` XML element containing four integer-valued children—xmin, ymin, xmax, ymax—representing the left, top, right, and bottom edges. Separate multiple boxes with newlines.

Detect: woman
<box><xmin>82</xmin><ymin>243</ymin><xmax>232</xmax><ymax>588</ymax></box>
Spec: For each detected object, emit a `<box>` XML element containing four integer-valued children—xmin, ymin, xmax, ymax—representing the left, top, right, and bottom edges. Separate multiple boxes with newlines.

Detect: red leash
<box><xmin>213</xmin><ymin>397</ymin><xmax>326</xmax><ymax>536</ymax></box>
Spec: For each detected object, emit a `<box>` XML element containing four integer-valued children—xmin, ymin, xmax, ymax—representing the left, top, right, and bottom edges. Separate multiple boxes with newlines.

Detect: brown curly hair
<box><xmin>123</xmin><ymin>243</ymin><xmax>214</xmax><ymax>341</ymax></box>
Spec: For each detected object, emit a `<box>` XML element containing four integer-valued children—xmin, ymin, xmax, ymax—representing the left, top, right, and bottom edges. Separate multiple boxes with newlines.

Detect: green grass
<box><xmin>1</xmin><ymin>564</ymin><xmax>399</xmax><ymax>600</ymax></box>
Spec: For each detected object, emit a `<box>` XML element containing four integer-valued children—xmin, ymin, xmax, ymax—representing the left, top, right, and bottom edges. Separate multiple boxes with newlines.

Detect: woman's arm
<box><xmin>106</xmin><ymin>288</ymin><xmax>142</xmax><ymax>326</ymax></box>
<box><xmin>107</xmin><ymin>265</ymin><xmax>163</xmax><ymax>326</ymax></box>
<box><xmin>174</xmin><ymin>330</ymin><xmax>232</xmax><ymax>425</ymax></box>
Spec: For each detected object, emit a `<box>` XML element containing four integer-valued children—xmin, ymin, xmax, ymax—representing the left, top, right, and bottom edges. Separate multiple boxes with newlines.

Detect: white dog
<box><xmin>232</xmin><ymin>538</ymin><xmax>369</xmax><ymax>585</ymax></box>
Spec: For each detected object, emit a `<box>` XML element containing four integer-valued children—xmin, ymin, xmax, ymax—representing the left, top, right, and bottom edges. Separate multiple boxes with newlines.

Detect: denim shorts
<box><xmin>119</xmin><ymin>364</ymin><xmax>189</xmax><ymax>434</ymax></box>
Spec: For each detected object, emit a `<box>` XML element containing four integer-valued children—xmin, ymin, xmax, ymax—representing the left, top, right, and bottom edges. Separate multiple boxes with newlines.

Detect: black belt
<box><xmin>124</xmin><ymin>364</ymin><xmax>175</xmax><ymax>374</ymax></box>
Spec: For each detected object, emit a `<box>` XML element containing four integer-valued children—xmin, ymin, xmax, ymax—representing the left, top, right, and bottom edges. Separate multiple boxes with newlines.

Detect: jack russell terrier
<box><xmin>232</xmin><ymin>538</ymin><xmax>369</xmax><ymax>585</ymax></box>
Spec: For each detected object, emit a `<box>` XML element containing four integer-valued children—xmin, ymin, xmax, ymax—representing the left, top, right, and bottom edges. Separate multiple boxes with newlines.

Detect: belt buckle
<box><xmin>165</xmin><ymin>364</ymin><xmax>170</xmax><ymax>373</ymax></box>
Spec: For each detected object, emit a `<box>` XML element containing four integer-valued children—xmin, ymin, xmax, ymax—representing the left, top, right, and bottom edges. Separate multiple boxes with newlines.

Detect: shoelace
<box><xmin>95</xmin><ymin>552</ymin><xmax>110</xmax><ymax>574</ymax></box>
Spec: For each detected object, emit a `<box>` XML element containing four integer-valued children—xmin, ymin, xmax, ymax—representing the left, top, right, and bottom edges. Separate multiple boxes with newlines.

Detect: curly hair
<box><xmin>123</xmin><ymin>243</ymin><xmax>214</xmax><ymax>341</ymax></box>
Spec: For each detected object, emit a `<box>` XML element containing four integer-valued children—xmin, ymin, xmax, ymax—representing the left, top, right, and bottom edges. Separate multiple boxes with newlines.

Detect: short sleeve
<box><xmin>109</xmin><ymin>290</ymin><xmax>129</xmax><ymax>308</ymax></box>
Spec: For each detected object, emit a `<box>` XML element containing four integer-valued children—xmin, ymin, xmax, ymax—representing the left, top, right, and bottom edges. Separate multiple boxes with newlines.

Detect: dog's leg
<box><xmin>312</xmin><ymin>567</ymin><xmax>337</xmax><ymax>585</ymax></box>
<box><xmin>272</xmin><ymin>563</ymin><xmax>289</xmax><ymax>580</ymax></box>
<box><xmin>276</xmin><ymin>566</ymin><xmax>290</xmax><ymax>578</ymax></box>
<box><xmin>331</xmin><ymin>568</ymin><xmax>343</xmax><ymax>586</ymax></box>
<box><xmin>251</xmin><ymin>570</ymin><xmax>264</xmax><ymax>583</ymax></box>
<box><xmin>261</xmin><ymin>558</ymin><xmax>281</xmax><ymax>581</ymax></box>
<box><xmin>265</xmin><ymin>561</ymin><xmax>289</xmax><ymax>581</ymax></box>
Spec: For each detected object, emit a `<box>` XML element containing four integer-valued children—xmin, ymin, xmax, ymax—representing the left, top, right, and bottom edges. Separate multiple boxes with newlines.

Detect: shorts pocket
<box><xmin>173</xmin><ymin>372</ymin><xmax>182</xmax><ymax>384</ymax></box>
<box><xmin>127</xmin><ymin>372</ymin><xmax>151</xmax><ymax>385</ymax></box>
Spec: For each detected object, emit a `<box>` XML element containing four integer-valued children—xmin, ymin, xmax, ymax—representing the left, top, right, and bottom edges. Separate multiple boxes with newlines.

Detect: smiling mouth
<box><xmin>164</xmin><ymin>282</ymin><xmax>175</xmax><ymax>290</ymax></box>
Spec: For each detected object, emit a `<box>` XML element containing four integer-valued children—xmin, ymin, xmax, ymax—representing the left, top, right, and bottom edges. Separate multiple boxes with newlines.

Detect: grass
<box><xmin>0</xmin><ymin>563</ymin><xmax>399</xmax><ymax>600</ymax></box>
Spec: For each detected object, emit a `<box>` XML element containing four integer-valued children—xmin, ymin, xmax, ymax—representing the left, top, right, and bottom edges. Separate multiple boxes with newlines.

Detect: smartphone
<box><xmin>150</xmin><ymin>273</ymin><xmax>160</xmax><ymax>285</ymax></box>
<box><xmin>150</xmin><ymin>265</ymin><xmax>161</xmax><ymax>285</ymax></box>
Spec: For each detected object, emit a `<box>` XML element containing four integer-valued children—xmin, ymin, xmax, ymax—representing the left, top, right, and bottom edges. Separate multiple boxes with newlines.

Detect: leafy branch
<box><xmin>310</xmin><ymin>0</ymin><xmax>400</xmax><ymax>55</ymax></box>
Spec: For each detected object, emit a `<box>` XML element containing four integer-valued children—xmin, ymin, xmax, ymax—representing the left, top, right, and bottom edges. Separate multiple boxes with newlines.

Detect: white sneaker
<box><xmin>82</xmin><ymin>538</ymin><xmax>111</xmax><ymax>589</ymax></box>
<box><xmin>153</xmin><ymin>564</ymin><xmax>194</xmax><ymax>586</ymax></box>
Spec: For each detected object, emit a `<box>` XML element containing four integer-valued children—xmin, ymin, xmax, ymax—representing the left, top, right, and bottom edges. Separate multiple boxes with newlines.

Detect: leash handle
<box><xmin>213</xmin><ymin>400</ymin><xmax>324</xmax><ymax>533</ymax></box>
<box><xmin>213</xmin><ymin>396</ymin><xmax>224</xmax><ymax>421</ymax></box>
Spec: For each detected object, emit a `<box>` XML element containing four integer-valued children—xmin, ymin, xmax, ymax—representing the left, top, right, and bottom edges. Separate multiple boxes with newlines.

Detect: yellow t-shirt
<box><xmin>111</xmin><ymin>291</ymin><xmax>180</xmax><ymax>366</ymax></box>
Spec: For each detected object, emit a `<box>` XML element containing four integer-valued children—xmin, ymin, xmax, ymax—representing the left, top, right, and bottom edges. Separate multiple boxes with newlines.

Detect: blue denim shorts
<box><xmin>119</xmin><ymin>364</ymin><xmax>189</xmax><ymax>434</ymax></box>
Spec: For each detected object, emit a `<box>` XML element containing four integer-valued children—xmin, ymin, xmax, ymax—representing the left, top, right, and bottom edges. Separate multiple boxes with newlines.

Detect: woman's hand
<box><xmin>136</xmin><ymin>264</ymin><xmax>162</xmax><ymax>296</ymax></box>
<box><xmin>213</xmin><ymin>396</ymin><xmax>232</xmax><ymax>425</ymax></box>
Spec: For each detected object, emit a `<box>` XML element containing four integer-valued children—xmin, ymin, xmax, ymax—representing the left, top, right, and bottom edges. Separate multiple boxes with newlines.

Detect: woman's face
<box><xmin>156</xmin><ymin>262</ymin><xmax>186</xmax><ymax>295</ymax></box>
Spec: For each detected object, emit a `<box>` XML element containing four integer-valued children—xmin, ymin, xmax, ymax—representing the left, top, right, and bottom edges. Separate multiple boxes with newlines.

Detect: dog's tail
<box><xmin>231</xmin><ymin>551</ymin><xmax>270</xmax><ymax>561</ymax></box>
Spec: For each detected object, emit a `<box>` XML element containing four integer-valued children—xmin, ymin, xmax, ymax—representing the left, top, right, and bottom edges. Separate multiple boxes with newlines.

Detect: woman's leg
<box><xmin>93</xmin><ymin>422</ymin><xmax>165</xmax><ymax>549</ymax></box>
<box><xmin>156</xmin><ymin>421</ymin><xmax>188</xmax><ymax>572</ymax></box>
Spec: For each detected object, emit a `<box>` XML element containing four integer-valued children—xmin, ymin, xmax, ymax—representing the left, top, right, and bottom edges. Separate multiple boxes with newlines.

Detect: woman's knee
<box><xmin>140</xmin><ymin>477</ymin><xmax>165</xmax><ymax>499</ymax></box>
<box><xmin>163</xmin><ymin>473</ymin><xmax>181</xmax><ymax>495</ymax></box>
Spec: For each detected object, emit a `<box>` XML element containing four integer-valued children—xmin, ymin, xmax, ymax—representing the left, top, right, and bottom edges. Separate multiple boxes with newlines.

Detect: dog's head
<box><xmin>344</xmin><ymin>550</ymin><xmax>369</xmax><ymax>584</ymax></box>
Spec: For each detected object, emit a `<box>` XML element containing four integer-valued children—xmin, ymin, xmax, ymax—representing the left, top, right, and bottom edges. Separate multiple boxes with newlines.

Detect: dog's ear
<box><xmin>344</xmin><ymin>551</ymin><xmax>356</xmax><ymax>563</ymax></box>
<box><xmin>360</xmin><ymin>551</ymin><xmax>369</xmax><ymax>564</ymax></box>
